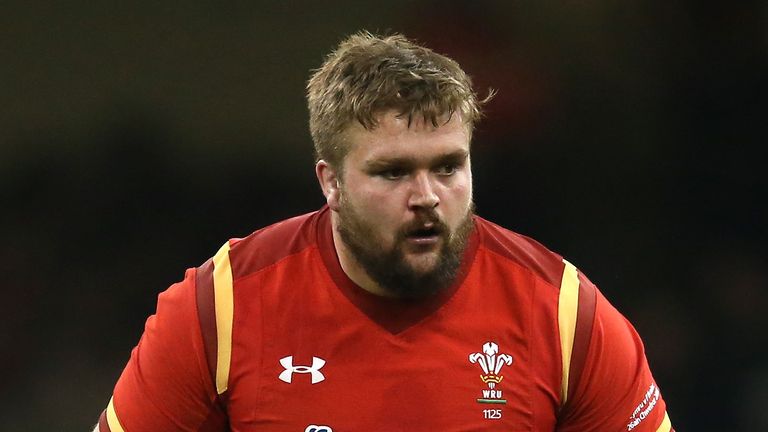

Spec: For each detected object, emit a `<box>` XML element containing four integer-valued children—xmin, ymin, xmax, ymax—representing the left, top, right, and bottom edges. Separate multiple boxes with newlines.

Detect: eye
<box><xmin>378</xmin><ymin>168</ymin><xmax>407</xmax><ymax>180</ymax></box>
<box><xmin>435</xmin><ymin>164</ymin><xmax>457</xmax><ymax>176</ymax></box>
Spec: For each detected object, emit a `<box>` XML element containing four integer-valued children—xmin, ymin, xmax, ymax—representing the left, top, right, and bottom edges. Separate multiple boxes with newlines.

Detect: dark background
<box><xmin>2</xmin><ymin>1</ymin><xmax>766</xmax><ymax>430</ymax></box>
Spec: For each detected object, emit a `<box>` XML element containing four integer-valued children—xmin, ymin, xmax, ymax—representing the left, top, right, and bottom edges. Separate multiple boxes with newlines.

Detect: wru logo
<box><xmin>469</xmin><ymin>342</ymin><xmax>513</xmax><ymax>389</ymax></box>
<box><xmin>279</xmin><ymin>356</ymin><xmax>326</xmax><ymax>384</ymax></box>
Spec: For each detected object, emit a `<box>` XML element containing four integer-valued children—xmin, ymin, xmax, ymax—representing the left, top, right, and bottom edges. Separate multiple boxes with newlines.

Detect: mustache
<box><xmin>398</xmin><ymin>211</ymin><xmax>448</xmax><ymax>238</ymax></box>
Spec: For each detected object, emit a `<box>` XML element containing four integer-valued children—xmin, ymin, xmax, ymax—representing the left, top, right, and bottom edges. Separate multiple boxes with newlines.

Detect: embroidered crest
<box><xmin>469</xmin><ymin>341</ymin><xmax>513</xmax><ymax>404</ymax></box>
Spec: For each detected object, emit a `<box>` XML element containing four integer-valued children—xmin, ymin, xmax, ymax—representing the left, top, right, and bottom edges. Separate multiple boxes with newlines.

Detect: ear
<box><xmin>315</xmin><ymin>160</ymin><xmax>341</xmax><ymax>211</ymax></box>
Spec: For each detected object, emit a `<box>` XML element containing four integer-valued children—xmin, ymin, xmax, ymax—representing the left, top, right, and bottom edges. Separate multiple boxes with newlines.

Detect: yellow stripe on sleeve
<box><xmin>106</xmin><ymin>396</ymin><xmax>125</xmax><ymax>432</ymax></box>
<box><xmin>557</xmin><ymin>259</ymin><xmax>580</xmax><ymax>405</ymax></box>
<box><xmin>655</xmin><ymin>411</ymin><xmax>672</xmax><ymax>432</ymax></box>
<box><xmin>212</xmin><ymin>241</ymin><xmax>234</xmax><ymax>394</ymax></box>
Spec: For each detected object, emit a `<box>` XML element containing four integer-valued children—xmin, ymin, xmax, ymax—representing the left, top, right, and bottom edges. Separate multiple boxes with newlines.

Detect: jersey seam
<box><xmin>480</xmin><ymin>244</ymin><xmax>562</xmax><ymax>294</ymax></box>
<box><xmin>190</xmin><ymin>266</ymin><xmax>227</xmax><ymax>428</ymax></box>
<box><xmin>573</xmin><ymin>279</ymin><xmax>598</xmax><ymax>403</ymax></box>
<box><xmin>476</xmin><ymin>218</ymin><xmax>565</xmax><ymax>287</ymax></box>
<box><xmin>231</xmin><ymin>243</ymin><xmax>317</xmax><ymax>286</ymax></box>
<box><xmin>558</xmin><ymin>283</ymin><xmax>600</xmax><ymax>420</ymax></box>
<box><xmin>192</xmin><ymin>266</ymin><xmax>219</xmax><ymax>402</ymax></box>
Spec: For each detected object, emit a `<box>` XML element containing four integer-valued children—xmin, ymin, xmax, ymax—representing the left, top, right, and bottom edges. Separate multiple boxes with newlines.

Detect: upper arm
<box><xmin>557</xmin><ymin>276</ymin><xmax>673</xmax><ymax>432</ymax></box>
<box><xmin>97</xmin><ymin>267</ymin><xmax>226</xmax><ymax>432</ymax></box>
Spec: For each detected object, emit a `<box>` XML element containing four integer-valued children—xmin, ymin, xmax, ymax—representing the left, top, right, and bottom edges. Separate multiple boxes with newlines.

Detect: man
<box><xmin>95</xmin><ymin>32</ymin><xmax>673</xmax><ymax>431</ymax></box>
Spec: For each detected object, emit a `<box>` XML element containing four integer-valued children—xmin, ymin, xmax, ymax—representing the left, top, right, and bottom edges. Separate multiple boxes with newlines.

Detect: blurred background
<box><xmin>1</xmin><ymin>1</ymin><xmax>766</xmax><ymax>430</ymax></box>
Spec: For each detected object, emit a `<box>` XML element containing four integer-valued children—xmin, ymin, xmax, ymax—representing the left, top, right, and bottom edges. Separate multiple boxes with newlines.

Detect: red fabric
<box><xmin>97</xmin><ymin>410</ymin><xmax>109</xmax><ymax>431</ymax></box>
<box><xmin>107</xmin><ymin>207</ymin><xmax>670</xmax><ymax>431</ymax></box>
<box><xmin>110</xmin><ymin>269</ymin><xmax>226</xmax><ymax>431</ymax></box>
<box><xmin>557</xmin><ymin>287</ymin><xmax>670</xmax><ymax>431</ymax></box>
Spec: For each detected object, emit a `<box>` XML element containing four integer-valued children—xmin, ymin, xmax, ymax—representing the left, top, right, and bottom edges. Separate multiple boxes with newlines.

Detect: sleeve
<box><xmin>97</xmin><ymin>266</ymin><xmax>228</xmax><ymax>432</ymax></box>
<box><xmin>557</xmin><ymin>273</ymin><xmax>674</xmax><ymax>432</ymax></box>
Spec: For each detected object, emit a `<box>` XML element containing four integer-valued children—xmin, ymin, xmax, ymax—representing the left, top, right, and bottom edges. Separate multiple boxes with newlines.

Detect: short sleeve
<box><xmin>97</xmin><ymin>268</ymin><xmax>227</xmax><ymax>432</ymax></box>
<box><xmin>557</xmin><ymin>286</ymin><xmax>674</xmax><ymax>432</ymax></box>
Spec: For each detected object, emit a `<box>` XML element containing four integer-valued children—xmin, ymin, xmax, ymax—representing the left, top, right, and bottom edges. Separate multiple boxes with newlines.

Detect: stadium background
<box><xmin>1</xmin><ymin>1</ymin><xmax>766</xmax><ymax>430</ymax></box>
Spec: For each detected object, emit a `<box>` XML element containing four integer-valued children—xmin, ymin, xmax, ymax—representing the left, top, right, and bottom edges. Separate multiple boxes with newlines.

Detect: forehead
<box><xmin>342</xmin><ymin>111</ymin><xmax>471</xmax><ymax>163</ymax></box>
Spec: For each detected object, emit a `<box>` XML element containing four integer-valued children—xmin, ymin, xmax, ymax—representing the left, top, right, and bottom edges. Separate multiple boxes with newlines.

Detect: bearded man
<box><xmin>95</xmin><ymin>32</ymin><xmax>673</xmax><ymax>431</ymax></box>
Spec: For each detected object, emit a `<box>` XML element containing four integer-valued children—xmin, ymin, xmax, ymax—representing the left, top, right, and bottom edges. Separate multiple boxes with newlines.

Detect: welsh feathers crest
<box><xmin>468</xmin><ymin>342</ymin><xmax>513</xmax><ymax>389</ymax></box>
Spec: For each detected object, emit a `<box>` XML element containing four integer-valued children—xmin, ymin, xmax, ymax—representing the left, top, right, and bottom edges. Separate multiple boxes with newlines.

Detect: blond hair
<box><xmin>307</xmin><ymin>31</ymin><xmax>490</xmax><ymax>168</ymax></box>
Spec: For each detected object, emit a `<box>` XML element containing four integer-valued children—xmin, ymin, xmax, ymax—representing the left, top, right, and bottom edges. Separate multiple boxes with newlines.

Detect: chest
<box><xmin>224</xmin><ymin>256</ymin><xmax>559</xmax><ymax>430</ymax></box>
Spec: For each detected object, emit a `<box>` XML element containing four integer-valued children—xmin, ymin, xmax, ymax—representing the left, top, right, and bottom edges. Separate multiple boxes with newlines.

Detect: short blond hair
<box><xmin>307</xmin><ymin>31</ymin><xmax>489</xmax><ymax>168</ymax></box>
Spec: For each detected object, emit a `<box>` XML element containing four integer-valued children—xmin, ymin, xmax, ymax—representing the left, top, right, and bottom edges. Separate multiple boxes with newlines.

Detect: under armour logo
<box><xmin>305</xmin><ymin>425</ymin><xmax>333</xmax><ymax>432</ymax></box>
<box><xmin>279</xmin><ymin>356</ymin><xmax>326</xmax><ymax>384</ymax></box>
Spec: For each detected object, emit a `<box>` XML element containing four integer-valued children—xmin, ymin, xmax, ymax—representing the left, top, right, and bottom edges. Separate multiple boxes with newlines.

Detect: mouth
<box><xmin>404</xmin><ymin>225</ymin><xmax>442</xmax><ymax>247</ymax></box>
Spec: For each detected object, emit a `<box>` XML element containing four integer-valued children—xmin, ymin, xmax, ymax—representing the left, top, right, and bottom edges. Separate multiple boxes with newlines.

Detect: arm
<box><xmin>96</xmin><ymin>267</ymin><xmax>227</xmax><ymax>432</ymax></box>
<box><xmin>557</xmin><ymin>276</ymin><xmax>674</xmax><ymax>431</ymax></box>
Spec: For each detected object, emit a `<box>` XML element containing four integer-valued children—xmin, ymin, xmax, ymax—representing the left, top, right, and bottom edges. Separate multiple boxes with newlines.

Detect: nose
<box><xmin>408</xmin><ymin>171</ymin><xmax>439</xmax><ymax>210</ymax></box>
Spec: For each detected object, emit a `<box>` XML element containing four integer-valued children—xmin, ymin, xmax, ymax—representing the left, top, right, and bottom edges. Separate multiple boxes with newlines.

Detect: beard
<box><xmin>336</xmin><ymin>199</ymin><xmax>475</xmax><ymax>300</ymax></box>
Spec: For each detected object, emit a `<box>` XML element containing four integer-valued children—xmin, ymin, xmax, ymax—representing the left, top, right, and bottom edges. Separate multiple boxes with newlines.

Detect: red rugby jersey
<box><xmin>99</xmin><ymin>207</ymin><xmax>673</xmax><ymax>431</ymax></box>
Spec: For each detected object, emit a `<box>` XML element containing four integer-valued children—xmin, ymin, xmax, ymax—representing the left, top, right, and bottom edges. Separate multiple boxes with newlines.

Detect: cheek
<box><xmin>347</xmin><ymin>186</ymin><xmax>390</xmax><ymax>209</ymax></box>
<box><xmin>343</xmin><ymin>184</ymin><xmax>402</xmax><ymax>227</ymax></box>
<box><xmin>443</xmin><ymin>175</ymin><xmax>473</xmax><ymax>207</ymax></box>
<box><xmin>349</xmin><ymin>179</ymin><xmax>406</xmax><ymax>210</ymax></box>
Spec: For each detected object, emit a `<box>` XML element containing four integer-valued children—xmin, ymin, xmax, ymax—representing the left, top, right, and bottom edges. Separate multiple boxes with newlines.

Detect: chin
<box><xmin>404</xmin><ymin>256</ymin><xmax>441</xmax><ymax>274</ymax></box>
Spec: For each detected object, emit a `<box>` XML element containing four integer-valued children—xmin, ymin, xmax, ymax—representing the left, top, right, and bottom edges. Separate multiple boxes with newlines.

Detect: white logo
<box><xmin>279</xmin><ymin>356</ymin><xmax>326</xmax><ymax>384</ymax></box>
<box><xmin>469</xmin><ymin>342</ymin><xmax>513</xmax><ymax>389</ymax></box>
<box><xmin>469</xmin><ymin>341</ymin><xmax>513</xmax><ymax>405</ymax></box>
<box><xmin>304</xmin><ymin>425</ymin><xmax>333</xmax><ymax>432</ymax></box>
<box><xmin>627</xmin><ymin>383</ymin><xmax>660</xmax><ymax>431</ymax></box>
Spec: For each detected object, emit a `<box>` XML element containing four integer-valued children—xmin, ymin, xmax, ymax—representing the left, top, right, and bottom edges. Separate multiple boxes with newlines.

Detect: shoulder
<box><xmin>224</xmin><ymin>209</ymin><xmax>321</xmax><ymax>280</ymax></box>
<box><xmin>473</xmin><ymin>216</ymin><xmax>567</xmax><ymax>288</ymax></box>
<box><xmin>473</xmin><ymin>216</ymin><xmax>601</xmax><ymax>408</ymax></box>
<box><xmin>192</xmin><ymin>209</ymin><xmax>324</xmax><ymax>394</ymax></box>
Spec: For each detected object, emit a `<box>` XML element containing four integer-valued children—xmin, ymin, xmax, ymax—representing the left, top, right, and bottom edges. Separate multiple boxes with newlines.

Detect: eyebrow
<box><xmin>364</xmin><ymin>150</ymin><xmax>469</xmax><ymax>171</ymax></box>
